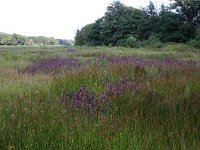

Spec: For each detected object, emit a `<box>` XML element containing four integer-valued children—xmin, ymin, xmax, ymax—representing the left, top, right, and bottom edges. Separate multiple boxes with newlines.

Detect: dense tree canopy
<box><xmin>0</xmin><ymin>33</ymin><xmax>71</xmax><ymax>46</ymax></box>
<box><xmin>170</xmin><ymin>0</ymin><xmax>200</xmax><ymax>29</ymax></box>
<box><xmin>75</xmin><ymin>1</ymin><xmax>200</xmax><ymax>48</ymax></box>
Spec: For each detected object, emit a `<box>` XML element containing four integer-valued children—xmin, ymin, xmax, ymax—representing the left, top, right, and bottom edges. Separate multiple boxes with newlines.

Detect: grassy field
<box><xmin>0</xmin><ymin>45</ymin><xmax>200</xmax><ymax>149</ymax></box>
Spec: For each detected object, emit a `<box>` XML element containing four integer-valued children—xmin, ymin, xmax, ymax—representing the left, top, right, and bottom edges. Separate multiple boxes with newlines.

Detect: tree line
<box><xmin>0</xmin><ymin>32</ymin><xmax>71</xmax><ymax>46</ymax></box>
<box><xmin>75</xmin><ymin>0</ymin><xmax>200</xmax><ymax>48</ymax></box>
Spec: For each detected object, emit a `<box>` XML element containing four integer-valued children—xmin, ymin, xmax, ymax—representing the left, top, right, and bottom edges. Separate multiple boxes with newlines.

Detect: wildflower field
<box><xmin>0</xmin><ymin>45</ymin><xmax>200</xmax><ymax>149</ymax></box>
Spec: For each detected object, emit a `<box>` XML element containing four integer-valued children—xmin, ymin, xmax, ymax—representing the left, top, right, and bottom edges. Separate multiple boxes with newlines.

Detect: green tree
<box><xmin>88</xmin><ymin>18</ymin><xmax>103</xmax><ymax>46</ymax></box>
<box><xmin>0</xmin><ymin>32</ymin><xmax>7</xmax><ymax>45</ymax></box>
<box><xmin>1</xmin><ymin>35</ymin><xmax>17</xmax><ymax>45</ymax></box>
<box><xmin>28</xmin><ymin>36</ymin><xmax>59</xmax><ymax>46</ymax></box>
<box><xmin>191</xmin><ymin>27</ymin><xmax>200</xmax><ymax>48</ymax></box>
<box><xmin>137</xmin><ymin>1</ymin><xmax>160</xmax><ymax>40</ymax></box>
<box><xmin>147</xmin><ymin>1</ymin><xmax>157</xmax><ymax>16</ymax></box>
<box><xmin>74</xmin><ymin>0</ymin><xmax>199</xmax><ymax>47</ymax></box>
<box><xmin>159</xmin><ymin>11</ymin><xmax>191</xmax><ymax>42</ymax></box>
<box><xmin>100</xmin><ymin>1</ymin><xmax>147</xmax><ymax>46</ymax></box>
<box><xmin>74</xmin><ymin>29</ymin><xmax>86</xmax><ymax>46</ymax></box>
<box><xmin>13</xmin><ymin>33</ymin><xmax>27</xmax><ymax>45</ymax></box>
<box><xmin>170</xmin><ymin>0</ymin><xmax>200</xmax><ymax>29</ymax></box>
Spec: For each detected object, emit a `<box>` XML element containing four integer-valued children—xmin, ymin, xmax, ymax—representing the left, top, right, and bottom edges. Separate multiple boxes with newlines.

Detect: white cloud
<box><xmin>0</xmin><ymin>0</ymin><xmax>170</xmax><ymax>40</ymax></box>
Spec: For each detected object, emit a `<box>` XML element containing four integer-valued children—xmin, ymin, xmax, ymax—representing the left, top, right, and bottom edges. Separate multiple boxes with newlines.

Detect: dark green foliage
<box><xmin>190</xmin><ymin>27</ymin><xmax>200</xmax><ymax>48</ymax></box>
<box><xmin>159</xmin><ymin>12</ymin><xmax>193</xmax><ymax>42</ymax></box>
<box><xmin>75</xmin><ymin>1</ymin><xmax>200</xmax><ymax>48</ymax></box>
<box><xmin>142</xmin><ymin>35</ymin><xmax>163</xmax><ymax>48</ymax></box>
<box><xmin>100</xmin><ymin>2</ymin><xmax>147</xmax><ymax>46</ymax></box>
<box><xmin>195</xmin><ymin>27</ymin><xmax>200</xmax><ymax>48</ymax></box>
<box><xmin>75</xmin><ymin>29</ymin><xmax>86</xmax><ymax>46</ymax></box>
<box><xmin>146</xmin><ymin>1</ymin><xmax>157</xmax><ymax>17</ymax></box>
<box><xmin>125</xmin><ymin>35</ymin><xmax>163</xmax><ymax>48</ymax></box>
<box><xmin>75</xmin><ymin>1</ymin><xmax>148</xmax><ymax>47</ymax></box>
<box><xmin>88</xmin><ymin>18</ymin><xmax>103</xmax><ymax>46</ymax></box>
<box><xmin>170</xmin><ymin>0</ymin><xmax>200</xmax><ymax>39</ymax></box>
<box><xmin>170</xmin><ymin>0</ymin><xmax>200</xmax><ymax>29</ymax></box>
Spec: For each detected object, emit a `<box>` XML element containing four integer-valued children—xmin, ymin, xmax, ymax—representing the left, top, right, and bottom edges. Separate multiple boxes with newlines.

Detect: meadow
<box><xmin>0</xmin><ymin>44</ymin><xmax>200</xmax><ymax>149</ymax></box>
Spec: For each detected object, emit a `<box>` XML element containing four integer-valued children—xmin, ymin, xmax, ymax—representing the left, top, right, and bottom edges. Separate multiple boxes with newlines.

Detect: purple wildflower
<box><xmin>61</xmin><ymin>79</ymin><xmax>143</xmax><ymax>112</ymax></box>
<box><xmin>21</xmin><ymin>58</ymin><xmax>82</xmax><ymax>74</ymax></box>
<box><xmin>61</xmin><ymin>86</ymin><xmax>108</xmax><ymax>112</ymax></box>
<box><xmin>105</xmin><ymin>78</ymin><xmax>143</xmax><ymax>96</ymax></box>
<box><xmin>102</xmin><ymin>55</ymin><xmax>198</xmax><ymax>68</ymax></box>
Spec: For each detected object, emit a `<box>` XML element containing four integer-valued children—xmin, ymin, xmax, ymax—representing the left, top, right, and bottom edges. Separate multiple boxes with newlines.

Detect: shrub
<box><xmin>142</xmin><ymin>35</ymin><xmax>163</xmax><ymax>48</ymax></box>
<box><xmin>126</xmin><ymin>36</ymin><xmax>139</xmax><ymax>48</ymax></box>
<box><xmin>189</xmin><ymin>27</ymin><xmax>200</xmax><ymax>49</ymax></box>
<box><xmin>194</xmin><ymin>27</ymin><xmax>200</xmax><ymax>48</ymax></box>
<box><xmin>115</xmin><ymin>38</ymin><xmax>127</xmax><ymax>47</ymax></box>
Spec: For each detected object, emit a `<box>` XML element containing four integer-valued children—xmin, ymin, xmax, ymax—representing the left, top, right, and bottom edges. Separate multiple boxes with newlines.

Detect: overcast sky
<box><xmin>0</xmin><ymin>0</ymin><xmax>170</xmax><ymax>40</ymax></box>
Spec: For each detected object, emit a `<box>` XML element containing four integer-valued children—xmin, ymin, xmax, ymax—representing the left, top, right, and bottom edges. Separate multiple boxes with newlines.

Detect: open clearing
<box><xmin>0</xmin><ymin>45</ymin><xmax>200</xmax><ymax>149</ymax></box>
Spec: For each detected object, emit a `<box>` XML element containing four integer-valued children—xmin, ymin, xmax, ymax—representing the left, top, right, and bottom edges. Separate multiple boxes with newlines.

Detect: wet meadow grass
<box><xmin>0</xmin><ymin>45</ymin><xmax>200</xmax><ymax>149</ymax></box>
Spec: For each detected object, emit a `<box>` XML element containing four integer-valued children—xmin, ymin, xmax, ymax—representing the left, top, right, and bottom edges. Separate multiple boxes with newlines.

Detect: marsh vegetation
<box><xmin>0</xmin><ymin>45</ymin><xmax>200</xmax><ymax>149</ymax></box>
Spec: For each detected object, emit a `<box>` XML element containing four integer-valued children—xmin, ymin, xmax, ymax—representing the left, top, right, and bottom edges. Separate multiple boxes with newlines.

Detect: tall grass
<box><xmin>0</xmin><ymin>45</ymin><xmax>200</xmax><ymax>149</ymax></box>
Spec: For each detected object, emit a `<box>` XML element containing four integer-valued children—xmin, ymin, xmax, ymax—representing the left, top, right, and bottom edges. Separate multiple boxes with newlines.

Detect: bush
<box><xmin>114</xmin><ymin>35</ymin><xmax>163</xmax><ymax>49</ymax></box>
<box><xmin>194</xmin><ymin>27</ymin><xmax>200</xmax><ymax>48</ymax></box>
<box><xmin>115</xmin><ymin>38</ymin><xmax>127</xmax><ymax>47</ymax></box>
<box><xmin>189</xmin><ymin>27</ymin><xmax>200</xmax><ymax>49</ymax></box>
<box><xmin>126</xmin><ymin>36</ymin><xmax>139</xmax><ymax>48</ymax></box>
<box><xmin>142</xmin><ymin>35</ymin><xmax>163</xmax><ymax>48</ymax></box>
